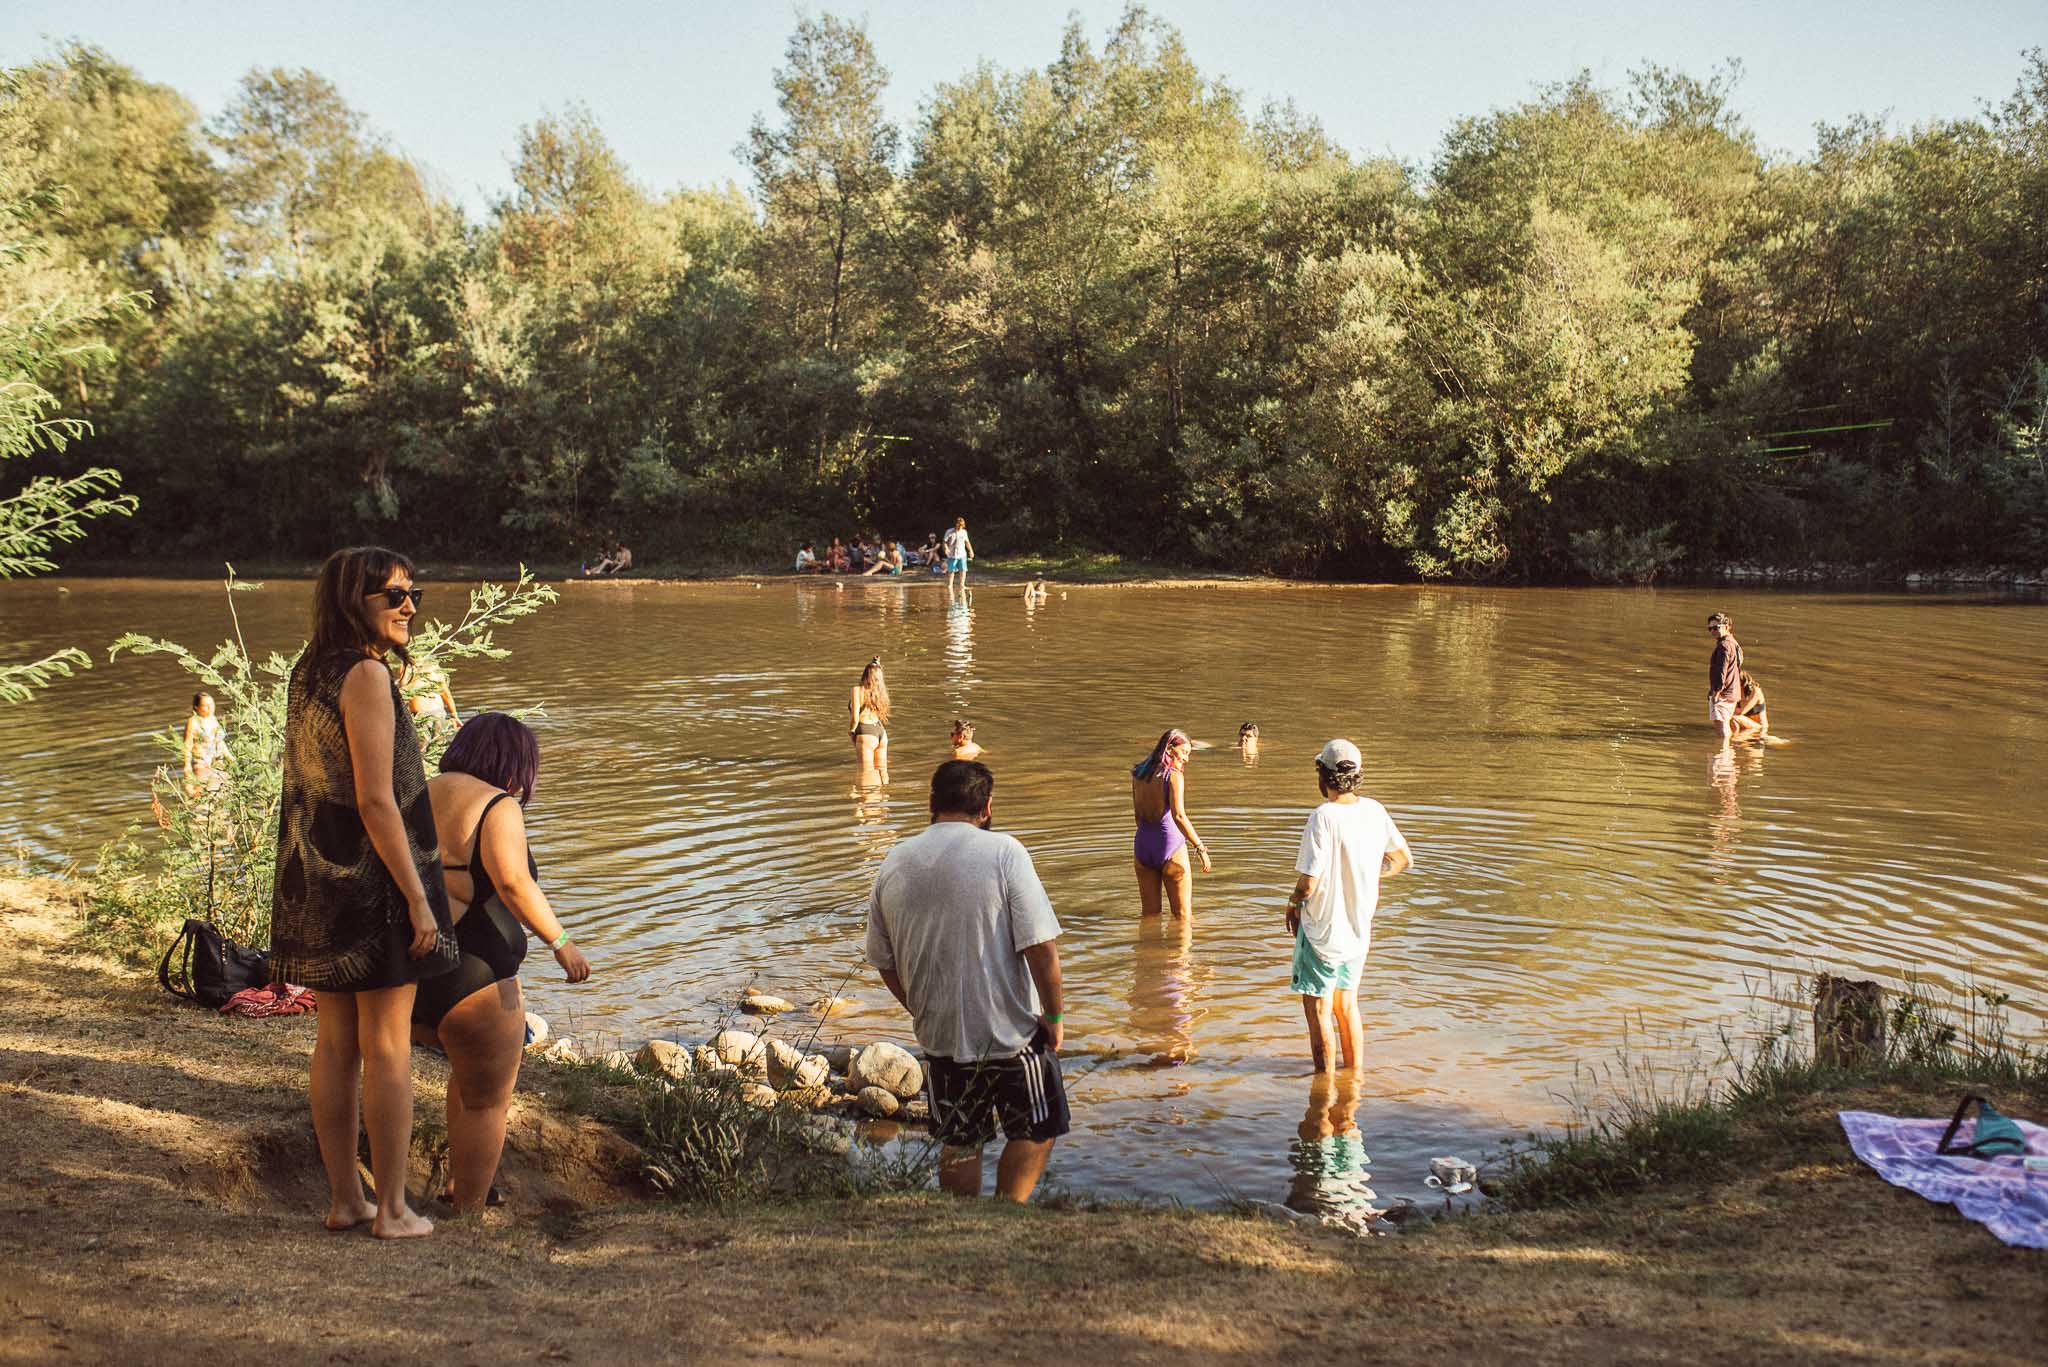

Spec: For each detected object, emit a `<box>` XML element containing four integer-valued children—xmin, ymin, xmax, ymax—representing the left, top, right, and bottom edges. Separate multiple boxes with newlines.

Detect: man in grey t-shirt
<box><xmin>866</xmin><ymin>760</ymin><xmax>1069</xmax><ymax>1201</ymax></box>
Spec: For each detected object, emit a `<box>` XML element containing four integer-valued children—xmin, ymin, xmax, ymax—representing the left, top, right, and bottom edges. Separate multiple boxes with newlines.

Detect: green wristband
<box><xmin>549</xmin><ymin>929</ymin><xmax>570</xmax><ymax>951</ymax></box>
<box><xmin>1044</xmin><ymin>1012</ymin><xmax>1063</xmax><ymax>1023</ymax></box>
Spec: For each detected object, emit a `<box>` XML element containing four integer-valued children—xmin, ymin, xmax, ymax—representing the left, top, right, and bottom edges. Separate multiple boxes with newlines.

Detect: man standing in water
<box><xmin>943</xmin><ymin>517</ymin><xmax>974</xmax><ymax>597</ymax></box>
<box><xmin>867</xmin><ymin>760</ymin><xmax>1069</xmax><ymax>1201</ymax></box>
<box><xmin>1284</xmin><ymin>739</ymin><xmax>1411</xmax><ymax>1073</ymax></box>
<box><xmin>1706</xmin><ymin>611</ymin><xmax>1744</xmax><ymax>745</ymax></box>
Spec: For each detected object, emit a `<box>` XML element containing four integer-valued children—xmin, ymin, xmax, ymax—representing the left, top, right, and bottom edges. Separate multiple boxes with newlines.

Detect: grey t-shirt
<box><xmin>865</xmin><ymin>821</ymin><xmax>1061</xmax><ymax>1061</ymax></box>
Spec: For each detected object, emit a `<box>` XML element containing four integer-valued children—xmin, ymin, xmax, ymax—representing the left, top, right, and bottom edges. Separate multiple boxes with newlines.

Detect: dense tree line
<box><xmin>5</xmin><ymin>10</ymin><xmax>2045</xmax><ymax>578</ymax></box>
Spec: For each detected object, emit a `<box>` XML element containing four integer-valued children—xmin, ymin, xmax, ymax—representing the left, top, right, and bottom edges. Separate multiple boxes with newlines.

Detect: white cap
<box><xmin>1316</xmin><ymin>738</ymin><xmax>1361</xmax><ymax>772</ymax></box>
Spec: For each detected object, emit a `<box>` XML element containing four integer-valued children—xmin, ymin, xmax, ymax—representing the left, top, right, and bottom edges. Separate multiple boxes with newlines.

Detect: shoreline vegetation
<box><xmin>32</xmin><ymin>554</ymin><xmax>2048</xmax><ymax>591</ymax></box>
<box><xmin>5</xmin><ymin>872</ymin><xmax>2044</xmax><ymax>1361</ymax></box>
<box><xmin>9</xmin><ymin>23</ymin><xmax>2048</xmax><ymax>586</ymax></box>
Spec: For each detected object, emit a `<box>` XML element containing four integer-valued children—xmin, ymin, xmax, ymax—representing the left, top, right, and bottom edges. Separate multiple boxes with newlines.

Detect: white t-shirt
<box><xmin>866</xmin><ymin>821</ymin><xmax>1061</xmax><ymax>1060</ymax></box>
<box><xmin>943</xmin><ymin>527</ymin><xmax>968</xmax><ymax>558</ymax></box>
<box><xmin>794</xmin><ymin>548</ymin><xmax>816</xmax><ymax>569</ymax></box>
<box><xmin>1294</xmin><ymin>798</ymin><xmax>1408</xmax><ymax>966</ymax></box>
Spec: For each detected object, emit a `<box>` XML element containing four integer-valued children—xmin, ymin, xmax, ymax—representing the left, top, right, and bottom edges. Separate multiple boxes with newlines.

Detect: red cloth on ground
<box><xmin>219</xmin><ymin>983</ymin><xmax>318</xmax><ymax>1017</ymax></box>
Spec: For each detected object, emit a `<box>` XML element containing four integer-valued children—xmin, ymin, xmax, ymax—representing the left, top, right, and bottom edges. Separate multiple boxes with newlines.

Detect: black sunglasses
<box><xmin>365</xmin><ymin>587</ymin><xmax>424</xmax><ymax>610</ymax></box>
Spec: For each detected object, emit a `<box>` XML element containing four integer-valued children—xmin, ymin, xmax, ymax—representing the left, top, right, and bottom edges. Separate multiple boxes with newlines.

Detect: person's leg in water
<box><xmin>1330</xmin><ymin>985</ymin><xmax>1362</xmax><ymax>1070</ymax></box>
<box><xmin>1160</xmin><ymin>848</ymin><xmax>1193</xmax><ymax>918</ymax></box>
<box><xmin>358</xmin><ymin>983</ymin><xmax>432</xmax><ymax>1238</ymax></box>
<box><xmin>875</xmin><ymin>731</ymin><xmax>889</xmax><ymax>785</ymax></box>
<box><xmin>310</xmin><ymin>990</ymin><xmax>376</xmax><ymax>1230</ymax></box>
<box><xmin>1301</xmin><ymin>991</ymin><xmax>1336</xmax><ymax>1073</ymax></box>
<box><xmin>938</xmin><ymin>1143</ymin><xmax>984</xmax><ymax>1197</ymax></box>
<box><xmin>437</xmin><ymin>977</ymin><xmax>524</xmax><ymax>1213</ymax></box>
<box><xmin>994</xmin><ymin>1136</ymin><xmax>1054</xmax><ymax>1202</ymax></box>
<box><xmin>1134</xmin><ymin>857</ymin><xmax>1164</xmax><ymax>916</ymax></box>
<box><xmin>855</xmin><ymin>732</ymin><xmax>879</xmax><ymax>779</ymax></box>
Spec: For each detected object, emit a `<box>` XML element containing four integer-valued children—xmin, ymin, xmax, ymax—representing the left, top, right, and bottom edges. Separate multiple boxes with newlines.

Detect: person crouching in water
<box><xmin>413</xmin><ymin>712</ymin><xmax>591</xmax><ymax>1212</ymax></box>
<box><xmin>1284</xmin><ymin>739</ymin><xmax>1411</xmax><ymax>1073</ymax></box>
<box><xmin>1729</xmin><ymin>671</ymin><xmax>1770</xmax><ymax>740</ymax></box>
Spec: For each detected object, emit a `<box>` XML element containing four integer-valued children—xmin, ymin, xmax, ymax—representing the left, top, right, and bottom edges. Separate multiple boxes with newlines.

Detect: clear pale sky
<box><xmin>4</xmin><ymin>1</ymin><xmax>2039</xmax><ymax>210</ymax></box>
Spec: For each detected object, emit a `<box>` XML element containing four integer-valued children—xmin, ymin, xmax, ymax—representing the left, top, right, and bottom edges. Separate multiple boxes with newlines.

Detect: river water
<box><xmin>3</xmin><ymin>576</ymin><xmax>2044</xmax><ymax>1209</ymax></box>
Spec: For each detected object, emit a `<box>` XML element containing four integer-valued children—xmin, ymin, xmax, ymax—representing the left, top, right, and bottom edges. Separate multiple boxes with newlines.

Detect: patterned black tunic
<box><xmin>269</xmin><ymin>649</ymin><xmax>457</xmax><ymax>990</ymax></box>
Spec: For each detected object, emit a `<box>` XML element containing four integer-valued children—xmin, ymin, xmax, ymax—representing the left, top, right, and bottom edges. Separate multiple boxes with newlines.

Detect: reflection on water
<box><xmin>1128</xmin><ymin>912</ymin><xmax>1201</xmax><ymax>1066</ymax></box>
<box><xmin>1286</xmin><ymin>1073</ymin><xmax>1377</xmax><ymax>1227</ymax></box>
<box><xmin>2</xmin><ymin>578</ymin><xmax>2044</xmax><ymax>1207</ymax></box>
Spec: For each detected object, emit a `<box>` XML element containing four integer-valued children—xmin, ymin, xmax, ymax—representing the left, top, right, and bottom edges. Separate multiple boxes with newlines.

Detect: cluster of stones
<box><xmin>527</xmin><ymin>989</ymin><xmax>931</xmax><ymax>1129</ymax></box>
<box><xmin>620</xmin><ymin>1030</ymin><xmax>929</xmax><ymax>1123</ymax></box>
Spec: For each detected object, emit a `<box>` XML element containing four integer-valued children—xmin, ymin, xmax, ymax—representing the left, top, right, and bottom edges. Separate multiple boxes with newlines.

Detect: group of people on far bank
<box><xmin>797</xmin><ymin>518</ymin><xmax>976</xmax><ymax>595</ymax></box>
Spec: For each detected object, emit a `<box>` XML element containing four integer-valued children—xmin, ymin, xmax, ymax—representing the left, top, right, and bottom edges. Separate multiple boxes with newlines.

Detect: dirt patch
<box><xmin>2</xmin><ymin>878</ymin><xmax>2043</xmax><ymax>1365</ymax></box>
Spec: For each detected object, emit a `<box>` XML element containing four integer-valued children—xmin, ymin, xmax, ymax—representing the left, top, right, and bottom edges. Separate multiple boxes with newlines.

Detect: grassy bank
<box><xmin>4</xmin><ymin>876</ymin><xmax>2044</xmax><ymax>1364</ymax></box>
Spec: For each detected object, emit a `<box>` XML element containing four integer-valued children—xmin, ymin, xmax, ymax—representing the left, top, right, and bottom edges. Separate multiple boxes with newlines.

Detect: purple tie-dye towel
<box><xmin>1837</xmin><ymin>1110</ymin><xmax>2048</xmax><ymax>1249</ymax></box>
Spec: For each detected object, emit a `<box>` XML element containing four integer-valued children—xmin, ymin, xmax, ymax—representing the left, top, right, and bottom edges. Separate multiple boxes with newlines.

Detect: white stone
<box><xmin>635</xmin><ymin>1040</ymin><xmax>692</xmax><ymax>1081</ymax></box>
<box><xmin>765</xmin><ymin>1038</ymin><xmax>829</xmax><ymax>1090</ymax></box>
<box><xmin>598</xmin><ymin>1050</ymin><xmax>635</xmax><ymax>1073</ymax></box>
<box><xmin>692</xmin><ymin>1044</ymin><xmax>720</xmax><ymax>1075</ymax></box>
<box><xmin>811</xmin><ymin>995</ymin><xmax>853</xmax><ymax>1017</ymax></box>
<box><xmin>741</xmin><ymin>992</ymin><xmax>796</xmax><ymax>1016</ymax></box>
<box><xmin>849</xmin><ymin>1042</ymin><xmax>923</xmax><ymax>1100</ymax></box>
<box><xmin>741</xmin><ymin>1083</ymin><xmax>780</xmax><ymax>1110</ymax></box>
<box><xmin>712</xmin><ymin>1028</ymin><xmax>768</xmax><ymax>1078</ymax></box>
<box><xmin>857</xmin><ymin>1086</ymin><xmax>900</xmax><ymax>1118</ymax></box>
<box><xmin>523</xmin><ymin>1011</ymin><xmax>550</xmax><ymax>1047</ymax></box>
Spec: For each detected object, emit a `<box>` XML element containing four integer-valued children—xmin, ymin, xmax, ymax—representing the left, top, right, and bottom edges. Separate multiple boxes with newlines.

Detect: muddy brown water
<box><xmin>3</xmin><ymin>577</ymin><xmax>2044</xmax><ymax>1209</ymax></box>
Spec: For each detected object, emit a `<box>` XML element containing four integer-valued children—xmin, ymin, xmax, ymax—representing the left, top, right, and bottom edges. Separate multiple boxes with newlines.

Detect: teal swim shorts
<box><xmin>1291</xmin><ymin>934</ymin><xmax>1364</xmax><ymax>997</ymax></box>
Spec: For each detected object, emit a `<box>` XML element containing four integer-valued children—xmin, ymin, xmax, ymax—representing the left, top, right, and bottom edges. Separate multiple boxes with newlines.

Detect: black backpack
<box><xmin>157</xmin><ymin>918</ymin><xmax>272</xmax><ymax>1008</ymax></box>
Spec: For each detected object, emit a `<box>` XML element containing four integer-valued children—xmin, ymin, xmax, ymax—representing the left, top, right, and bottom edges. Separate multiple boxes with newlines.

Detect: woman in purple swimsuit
<box><xmin>1130</xmin><ymin>728</ymin><xmax>1211</xmax><ymax>917</ymax></box>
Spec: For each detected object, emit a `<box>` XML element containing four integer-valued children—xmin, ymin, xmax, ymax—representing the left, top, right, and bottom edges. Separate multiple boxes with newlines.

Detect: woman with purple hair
<box><xmin>1130</xmin><ymin>728</ymin><xmax>1211</xmax><ymax>918</ymax></box>
<box><xmin>412</xmin><ymin>711</ymin><xmax>591</xmax><ymax>1213</ymax></box>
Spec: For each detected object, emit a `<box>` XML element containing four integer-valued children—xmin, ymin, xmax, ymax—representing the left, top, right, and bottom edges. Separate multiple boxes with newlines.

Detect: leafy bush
<box><xmin>91</xmin><ymin>566</ymin><xmax>557</xmax><ymax>949</ymax></box>
<box><xmin>1568</xmin><ymin>522</ymin><xmax>1686</xmax><ymax>583</ymax></box>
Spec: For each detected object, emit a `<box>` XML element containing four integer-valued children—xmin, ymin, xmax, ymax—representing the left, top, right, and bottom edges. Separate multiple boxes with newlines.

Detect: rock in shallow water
<box><xmin>741</xmin><ymin>992</ymin><xmax>796</xmax><ymax>1016</ymax></box>
<box><xmin>857</xmin><ymin>1086</ymin><xmax>900</xmax><ymax>1118</ymax></box>
<box><xmin>850</xmin><ymin>1042</ymin><xmax>923</xmax><ymax>1099</ymax></box>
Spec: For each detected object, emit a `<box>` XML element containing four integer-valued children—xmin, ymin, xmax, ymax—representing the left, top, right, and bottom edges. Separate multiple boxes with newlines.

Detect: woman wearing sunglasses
<box><xmin>271</xmin><ymin>547</ymin><xmax>459</xmax><ymax>1240</ymax></box>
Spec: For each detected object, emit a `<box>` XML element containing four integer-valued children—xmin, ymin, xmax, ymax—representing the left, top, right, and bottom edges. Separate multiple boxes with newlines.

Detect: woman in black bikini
<box><xmin>412</xmin><ymin>712</ymin><xmax>591</xmax><ymax>1214</ymax></box>
<box><xmin>849</xmin><ymin>657</ymin><xmax>890</xmax><ymax>782</ymax></box>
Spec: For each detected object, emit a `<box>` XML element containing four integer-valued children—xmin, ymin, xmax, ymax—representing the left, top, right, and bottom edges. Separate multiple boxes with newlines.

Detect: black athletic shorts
<box><xmin>926</xmin><ymin>1025</ymin><xmax>1071</xmax><ymax>1148</ymax></box>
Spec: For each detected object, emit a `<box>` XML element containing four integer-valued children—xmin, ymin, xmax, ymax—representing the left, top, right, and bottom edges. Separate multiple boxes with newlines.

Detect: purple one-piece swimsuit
<box><xmin>1133</xmin><ymin>773</ymin><xmax>1185</xmax><ymax>870</ymax></box>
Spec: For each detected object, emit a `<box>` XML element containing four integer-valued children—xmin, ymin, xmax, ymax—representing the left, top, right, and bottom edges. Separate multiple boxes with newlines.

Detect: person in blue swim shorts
<box><xmin>1282</xmin><ymin>739</ymin><xmax>1412</xmax><ymax>1072</ymax></box>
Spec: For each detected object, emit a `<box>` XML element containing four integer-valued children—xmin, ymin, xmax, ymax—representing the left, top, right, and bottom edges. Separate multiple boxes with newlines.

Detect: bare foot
<box><xmin>324</xmin><ymin>1198</ymin><xmax>376</xmax><ymax>1231</ymax></box>
<box><xmin>371</xmin><ymin>1206</ymin><xmax>434</xmax><ymax>1240</ymax></box>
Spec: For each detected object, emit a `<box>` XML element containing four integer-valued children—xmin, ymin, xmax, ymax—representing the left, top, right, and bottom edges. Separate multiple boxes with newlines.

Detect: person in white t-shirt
<box><xmin>942</xmin><ymin>518</ymin><xmax>974</xmax><ymax>596</ymax></box>
<box><xmin>866</xmin><ymin>760</ymin><xmax>1069</xmax><ymax>1201</ymax></box>
<box><xmin>1283</xmin><ymin>738</ymin><xmax>1411</xmax><ymax>1072</ymax></box>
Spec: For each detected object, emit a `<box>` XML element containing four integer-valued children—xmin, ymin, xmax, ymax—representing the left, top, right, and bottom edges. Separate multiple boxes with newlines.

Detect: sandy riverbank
<box><xmin>2</xmin><ymin>876</ymin><xmax>2040</xmax><ymax>1365</ymax></box>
